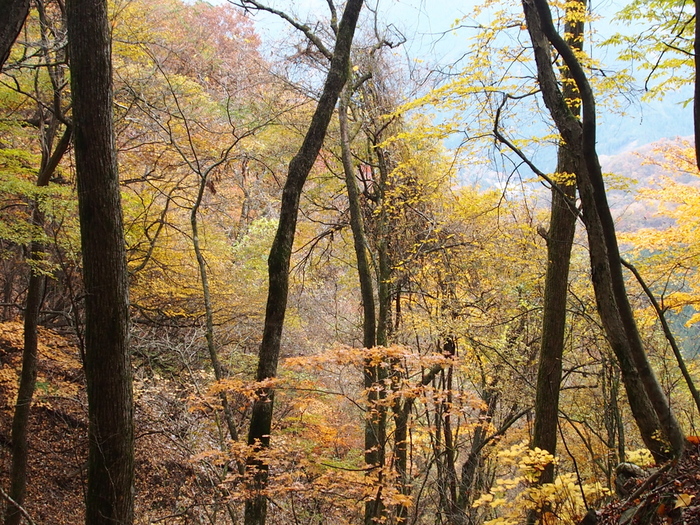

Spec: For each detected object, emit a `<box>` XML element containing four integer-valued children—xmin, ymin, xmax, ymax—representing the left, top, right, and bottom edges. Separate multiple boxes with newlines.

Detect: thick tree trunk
<box><xmin>531</xmin><ymin>149</ymin><xmax>577</xmax><ymax>471</ymax></box>
<box><xmin>527</xmin><ymin>148</ymin><xmax>577</xmax><ymax>525</ymax></box>
<box><xmin>0</xmin><ymin>0</ymin><xmax>30</xmax><ymax>70</ymax></box>
<box><xmin>535</xmin><ymin>0</ymin><xmax>685</xmax><ymax>458</ymax></box>
<box><xmin>66</xmin><ymin>0</ymin><xmax>134</xmax><ymax>523</ymax></box>
<box><xmin>243</xmin><ymin>3</ymin><xmax>363</xmax><ymax>525</ymax></box>
<box><xmin>523</xmin><ymin>0</ymin><xmax>685</xmax><ymax>460</ymax></box>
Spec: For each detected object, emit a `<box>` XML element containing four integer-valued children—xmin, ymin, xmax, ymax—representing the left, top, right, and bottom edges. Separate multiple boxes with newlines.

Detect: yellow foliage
<box><xmin>473</xmin><ymin>442</ymin><xmax>610</xmax><ymax>524</ymax></box>
<box><xmin>621</xmin><ymin>138</ymin><xmax>700</xmax><ymax>332</ymax></box>
<box><xmin>625</xmin><ymin>448</ymin><xmax>656</xmax><ymax>468</ymax></box>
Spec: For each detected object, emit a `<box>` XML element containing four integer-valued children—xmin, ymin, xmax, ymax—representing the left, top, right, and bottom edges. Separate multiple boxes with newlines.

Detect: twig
<box><xmin>622</xmin><ymin>258</ymin><xmax>700</xmax><ymax>416</ymax></box>
<box><xmin>0</xmin><ymin>486</ymin><xmax>40</xmax><ymax>525</ymax></box>
<box><xmin>493</xmin><ymin>94</ymin><xmax>581</xmax><ymax>219</ymax></box>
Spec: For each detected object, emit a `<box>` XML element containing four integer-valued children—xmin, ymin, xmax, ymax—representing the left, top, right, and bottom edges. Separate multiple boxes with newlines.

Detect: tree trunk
<box><xmin>5</xmin><ymin>80</ymin><xmax>71</xmax><ymax>525</ymax></box>
<box><xmin>191</xmin><ymin>164</ymin><xmax>240</xmax><ymax>445</ymax></box>
<box><xmin>522</xmin><ymin>0</ymin><xmax>685</xmax><ymax>459</ymax></box>
<box><xmin>458</xmin><ymin>384</ymin><xmax>499</xmax><ymax>524</ymax></box>
<box><xmin>528</xmin><ymin>6</ymin><xmax>583</xmax><ymax>515</ymax></box>
<box><xmin>534</xmin><ymin>0</ymin><xmax>685</xmax><ymax>458</ymax></box>
<box><xmin>338</xmin><ymin>83</ymin><xmax>390</xmax><ymax>525</ymax></box>
<box><xmin>0</xmin><ymin>0</ymin><xmax>30</xmax><ymax>70</ymax></box>
<box><xmin>66</xmin><ymin>0</ymin><xmax>134</xmax><ymax>522</ymax></box>
<box><xmin>4</xmin><ymin>244</ymin><xmax>44</xmax><ymax>525</ymax></box>
<box><xmin>339</xmin><ymin>86</ymin><xmax>376</xmax><ymax>350</ymax></box>
<box><xmin>530</xmin><ymin>148</ymin><xmax>577</xmax><ymax>466</ymax></box>
<box><xmin>244</xmin><ymin>3</ymin><xmax>363</xmax><ymax>524</ymax></box>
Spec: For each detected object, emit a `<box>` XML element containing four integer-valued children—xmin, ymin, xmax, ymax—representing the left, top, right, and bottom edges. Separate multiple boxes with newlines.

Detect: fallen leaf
<box><xmin>675</xmin><ymin>493</ymin><xmax>694</xmax><ymax>509</ymax></box>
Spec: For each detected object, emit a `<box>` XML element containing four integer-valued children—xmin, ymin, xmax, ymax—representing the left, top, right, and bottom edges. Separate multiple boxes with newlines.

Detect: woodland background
<box><xmin>1</xmin><ymin>0</ymin><xmax>700</xmax><ymax>524</ymax></box>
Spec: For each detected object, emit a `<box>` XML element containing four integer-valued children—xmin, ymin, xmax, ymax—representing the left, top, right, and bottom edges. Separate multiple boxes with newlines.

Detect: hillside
<box><xmin>0</xmin><ymin>322</ymin><xmax>226</xmax><ymax>524</ymax></box>
<box><xmin>601</xmin><ymin>137</ymin><xmax>697</xmax><ymax>231</ymax></box>
<box><xmin>594</xmin><ymin>441</ymin><xmax>700</xmax><ymax>524</ymax></box>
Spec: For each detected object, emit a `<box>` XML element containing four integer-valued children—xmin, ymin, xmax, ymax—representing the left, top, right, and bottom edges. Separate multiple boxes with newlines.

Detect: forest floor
<box><xmin>0</xmin><ymin>321</ymin><xmax>217</xmax><ymax>524</ymax></box>
<box><xmin>593</xmin><ymin>441</ymin><xmax>700</xmax><ymax>524</ymax></box>
<box><xmin>1</xmin><ymin>321</ymin><xmax>700</xmax><ymax>524</ymax></box>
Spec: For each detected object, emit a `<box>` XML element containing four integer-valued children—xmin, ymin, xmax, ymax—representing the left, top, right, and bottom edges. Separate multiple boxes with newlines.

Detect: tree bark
<box><xmin>339</xmin><ymin>82</ymin><xmax>390</xmax><ymax>525</ymax></box>
<box><xmin>5</xmin><ymin>128</ymin><xmax>71</xmax><ymax>525</ymax></box>
<box><xmin>191</xmin><ymin>162</ymin><xmax>240</xmax><ymax>445</ymax></box>
<box><xmin>4</xmin><ymin>244</ymin><xmax>44</xmax><ymax>525</ymax></box>
<box><xmin>5</xmin><ymin>14</ymin><xmax>71</xmax><ymax>516</ymax></box>
<box><xmin>66</xmin><ymin>0</ymin><xmax>134</xmax><ymax>523</ymax></box>
<box><xmin>244</xmin><ymin>2</ymin><xmax>363</xmax><ymax>524</ymax></box>
<box><xmin>338</xmin><ymin>84</ymin><xmax>376</xmax><ymax>350</ymax></box>
<box><xmin>534</xmin><ymin>0</ymin><xmax>685</xmax><ymax>459</ymax></box>
<box><xmin>529</xmin><ymin>2</ymin><xmax>583</xmax><ymax>507</ymax></box>
<box><xmin>0</xmin><ymin>0</ymin><xmax>30</xmax><ymax>70</ymax></box>
<box><xmin>522</xmin><ymin>0</ymin><xmax>685</xmax><ymax>460</ymax></box>
<box><xmin>457</xmin><ymin>384</ymin><xmax>499</xmax><ymax>524</ymax></box>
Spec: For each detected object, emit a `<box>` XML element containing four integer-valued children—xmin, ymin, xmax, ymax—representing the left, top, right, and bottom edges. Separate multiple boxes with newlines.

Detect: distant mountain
<box><xmin>600</xmin><ymin>136</ymin><xmax>699</xmax><ymax>231</ymax></box>
<box><xmin>597</xmin><ymin>89</ymin><xmax>694</xmax><ymax>157</ymax></box>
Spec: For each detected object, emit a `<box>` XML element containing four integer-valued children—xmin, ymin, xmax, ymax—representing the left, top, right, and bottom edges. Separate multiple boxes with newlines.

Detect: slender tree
<box><xmin>529</xmin><ymin>0</ymin><xmax>584</xmax><ymax>502</ymax></box>
<box><xmin>244</xmin><ymin>2</ymin><xmax>363</xmax><ymax>524</ymax></box>
<box><xmin>5</xmin><ymin>128</ymin><xmax>71</xmax><ymax>525</ymax></box>
<box><xmin>5</xmin><ymin>5</ymin><xmax>71</xmax><ymax>522</ymax></box>
<box><xmin>66</xmin><ymin>0</ymin><xmax>134</xmax><ymax>523</ymax></box>
<box><xmin>339</xmin><ymin>80</ymin><xmax>388</xmax><ymax>525</ymax></box>
<box><xmin>525</xmin><ymin>13</ymin><xmax>581</xmax><ymax>520</ymax></box>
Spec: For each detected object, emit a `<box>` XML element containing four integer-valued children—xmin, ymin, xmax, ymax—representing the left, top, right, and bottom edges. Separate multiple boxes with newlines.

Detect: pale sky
<box><xmin>234</xmin><ymin>0</ymin><xmax>692</xmax><ymax>156</ymax></box>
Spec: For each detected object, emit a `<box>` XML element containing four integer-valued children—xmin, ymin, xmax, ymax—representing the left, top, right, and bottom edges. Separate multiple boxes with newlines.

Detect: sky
<box><xmin>239</xmin><ymin>0</ymin><xmax>476</xmax><ymax>62</ymax></box>
<box><xmin>235</xmin><ymin>0</ymin><xmax>693</xmax><ymax>160</ymax></box>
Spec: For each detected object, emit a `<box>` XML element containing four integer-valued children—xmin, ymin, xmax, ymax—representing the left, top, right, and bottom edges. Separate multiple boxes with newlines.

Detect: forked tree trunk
<box><xmin>523</xmin><ymin>0</ymin><xmax>685</xmax><ymax>460</ymax></box>
<box><xmin>244</xmin><ymin>3</ymin><xmax>363</xmax><ymax>524</ymax></box>
<box><xmin>338</xmin><ymin>84</ymin><xmax>390</xmax><ymax>525</ymax></box>
<box><xmin>66</xmin><ymin>0</ymin><xmax>135</xmax><ymax>522</ymax></box>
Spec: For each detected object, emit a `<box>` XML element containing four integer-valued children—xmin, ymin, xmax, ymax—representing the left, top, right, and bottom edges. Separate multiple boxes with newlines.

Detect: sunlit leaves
<box><xmin>607</xmin><ymin>0</ymin><xmax>694</xmax><ymax>100</ymax></box>
<box><xmin>621</xmin><ymin>139</ymin><xmax>700</xmax><ymax>324</ymax></box>
<box><xmin>472</xmin><ymin>442</ymin><xmax>609</xmax><ymax>524</ymax></box>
